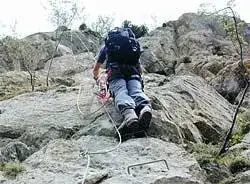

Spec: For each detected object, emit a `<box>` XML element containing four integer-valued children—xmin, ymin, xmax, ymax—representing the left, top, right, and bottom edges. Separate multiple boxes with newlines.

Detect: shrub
<box><xmin>1</xmin><ymin>161</ymin><xmax>24</xmax><ymax>178</ymax></box>
<box><xmin>230</xmin><ymin>109</ymin><xmax>250</xmax><ymax>145</ymax></box>
<box><xmin>79</xmin><ymin>23</ymin><xmax>87</xmax><ymax>31</ymax></box>
<box><xmin>122</xmin><ymin>20</ymin><xmax>149</xmax><ymax>38</ymax></box>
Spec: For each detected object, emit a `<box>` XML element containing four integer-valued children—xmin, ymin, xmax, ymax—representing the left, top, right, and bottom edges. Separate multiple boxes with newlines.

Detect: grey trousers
<box><xmin>108</xmin><ymin>77</ymin><xmax>150</xmax><ymax>114</ymax></box>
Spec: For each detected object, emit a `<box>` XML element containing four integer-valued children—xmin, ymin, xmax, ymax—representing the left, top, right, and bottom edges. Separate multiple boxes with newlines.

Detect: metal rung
<box><xmin>127</xmin><ymin>159</ymin><xmax>169</xmax><ymax>175</ymax></box>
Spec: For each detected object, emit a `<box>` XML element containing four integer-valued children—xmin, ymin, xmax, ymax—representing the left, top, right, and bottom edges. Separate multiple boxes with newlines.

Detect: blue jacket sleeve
<box><xmin>96</xmin><ymin>46</ymin><xmax>107</xmax><ymax>64</ymax></box>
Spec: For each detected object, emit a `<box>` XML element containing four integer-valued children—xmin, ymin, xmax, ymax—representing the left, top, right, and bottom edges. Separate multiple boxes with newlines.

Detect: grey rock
<box><xmin>243</xmin><ymin>132</ymin><xmax>250</xmax><ymax>144</ymax></box>
<box><xmin>4</xmin><ymin>137</ymin><xmax>206</xmax><ymax>184</ymax></box>
<box><xmin>146</xmin><ymin>75</ymin><xmax>234</xmax><ymax>143</ymax></box>
<box><xmin>0</xmin><ymin>142</ymin><xmax>30</xmax><ymax>162</ymax></box>
<box><xmin>139</xmin><ymin>13</ymin><xmax>247</xmax><ymax>102</ymax></box>
<box><xmin>42</xmin><ymin>52</ymin><xmax>95</xmax><ymax>80</ymax></box>
<box><xmin>59</xmin><ymin>30</ymin><xmax>101</xmax><ymax>54</ymax></box>
<box><xmin>1</xmin><ymin>12</ymin><xmax>250</xmax><ymax>184</ymax></box>
<box><xmin>234</xmin><ymin>170</ymin><xmax>250</xmax><ymax>184</ymax></box>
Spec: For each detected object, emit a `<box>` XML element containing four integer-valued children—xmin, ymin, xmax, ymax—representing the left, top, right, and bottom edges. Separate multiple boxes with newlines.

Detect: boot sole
<box><xmin>139</xmin><ymin>111</ymin><xmax>152</xmax><ymax>131</ymax></box>
<box><xmin>134</xmin><ymin>111</ymin><xmax>152</xmax><ymax>138</ymax></box>
<box><xmin>118</xmin><ymin>119</ymin><xmax>139</xmax><ymax>138</ymax></box>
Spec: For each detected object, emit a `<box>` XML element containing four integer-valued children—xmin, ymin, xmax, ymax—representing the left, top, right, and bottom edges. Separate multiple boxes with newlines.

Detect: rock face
<box><xmin>25</xmin><ymin>30</ymin><xmax>101</xmax><ymax>55</ymax></box>
<box><xmin>0</xmin><ymin>73</ymin><xmax>234</xmax><ymax>150</ymax></box>
<box><xmin>244</xmin><ymin>25</ymin><xmax>250</xmax><ymax>43</ymax></box>
<box><xmin>0</xmin><ymin>142</ymin><xmax>30</xmax><ymax>162</ymax></box>
<box><xmin>140</xmin><ymin>13</ymin><xmax>250</xmax><ymax>102</ymax></box>
<box><xmin>59</xmin><ymin>30</ymin><xmax>101</xmax><ymax>54</ymax></box>
<box><xmin>4</xmin><ymin>137</ymin><xmax>206</xmax><ymax>184</ymax></box>
<box><xmin>144</xmin><ymin>74</ymin><xmax>234</xmax><ymax>144</ymax></box>
<box><xmin>0</xmin><ymin>71</ymin><xmax>32</xmax><ymax>101</ymax></box>
<box><xmin>0</xmin><ymin>51</ymin><xmax>95</xmax><ymax>101</ymax></box>
<box><xmin>0</xmin><ymin>30</ymin><xmax>101</xmax><ymax>73</ymax></box>
<box><xmin>0</xmin><ymin>72</ymin><xmax>234</xmax><ymax>183</ymax></box>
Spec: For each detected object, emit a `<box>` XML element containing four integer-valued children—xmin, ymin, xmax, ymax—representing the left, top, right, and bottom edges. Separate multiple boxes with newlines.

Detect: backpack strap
<box><xmin>126</xmin><ymin>28</ymin><xmax>136</xmax><ymax>39</ymax></box>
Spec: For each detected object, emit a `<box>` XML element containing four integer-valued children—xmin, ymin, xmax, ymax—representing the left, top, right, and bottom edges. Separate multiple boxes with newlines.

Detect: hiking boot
<box><xmin>118</xmin><ymin>109</ymin><xmax>139</xmax><ymax>137</ymax></box>
<box><xmin>138</xmin><ymin>105</ymin><xmax>152</xmax><ymax>131</ymax></box>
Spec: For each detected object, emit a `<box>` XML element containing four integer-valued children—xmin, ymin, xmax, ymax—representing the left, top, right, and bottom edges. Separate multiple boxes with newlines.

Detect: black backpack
<box><xmin>105</xmin><ymin>27</ymin><xmax>141</xmax><ymax>65</ymax></box>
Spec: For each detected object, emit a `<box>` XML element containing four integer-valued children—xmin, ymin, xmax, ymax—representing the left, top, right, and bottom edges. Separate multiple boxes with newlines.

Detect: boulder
<box><xmin>4</xmin><ymin>137</ymin><xmax>206</xmax><ymax>184</ymax></box>
<box><xmin>144</xmin><ymin>74</ymin><xmax>234</xmax><ymax>143</ymax></box>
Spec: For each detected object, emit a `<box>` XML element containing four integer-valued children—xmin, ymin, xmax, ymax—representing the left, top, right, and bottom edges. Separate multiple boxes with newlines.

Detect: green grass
<box><xmin>189</xmin><ymin>109</ymin><xmax>250</xmax><ymax>183</ymax></box>
<box><xmin>191</xmin><ymin>143</ymin><xmax>250</xmax><ymax>173</ymax></box>
<box><xmin>230</xmin><ymin>109</ymin><xmax>250</xmax><ymax>145</ymax></box>
<box><xmin>0</xmin><ymin>161</ymin><xmax>24</xmax><ymax>178</ymax></box>
<box><xmin>0</xmin><ymin>162</ymin><xmax>4</xmax><ymax>171</ymax></box>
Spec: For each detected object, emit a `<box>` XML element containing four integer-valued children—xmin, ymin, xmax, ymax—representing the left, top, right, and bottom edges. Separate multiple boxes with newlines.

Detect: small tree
<box><xmin>122</xmin><ymin>20</ymin><xmax>148</xmax><ymax>38</ymax></box>
<box><xmin>220</xmin><ymin>16</ymin><xmax>245</xmax><ymax>55</ymax></box>
<box><xmin>197</xmin><ymin>4</ymin><xmax>244</xmax><ymax>64</ymax></box>
<box><xmin>91</xmin><ymin>15</ymin><xmax>114</xmax><ymax>37</ymax></box>
<box><xmin>3</xmin><ymin>38</ymin><xmax>42</xmax><ymax>91</ymax></box>
<box><xmin>150</xmin><ymin>14</ymin><xmax>159</xmax><ymax>30</ymax></box>
<box><xmin>43</xmin><ymin>0</ymin><xmax>85</xmax><ymax>86</ymax></box>
<box><xmin>197</xmin><ymin>2</ymin><xmax>247</xmax><ymax>155</ymax></box>
<box><xmin>0</xmin><ymin>20</ymin><xmax>19</xmax><ymax>38</ymax></box>
<box><xmin>197</xmin><ymin>2</ymin><xmax>216</xmax><ymax>15</ymax></box>
<box><xmin>45</xmin><ymin>0</ymin><xmax>85</xmax><ymax>30</ymax></box>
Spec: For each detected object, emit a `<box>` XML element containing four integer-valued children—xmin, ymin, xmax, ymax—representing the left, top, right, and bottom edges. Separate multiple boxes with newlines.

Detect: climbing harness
<box><xmin>95</xmin><ymin>70</ymin><xmax>112</xmax><ymax>103</ymax></box>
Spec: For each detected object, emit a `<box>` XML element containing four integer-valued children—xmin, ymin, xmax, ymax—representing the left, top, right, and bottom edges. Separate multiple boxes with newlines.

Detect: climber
<box><xmin>92</xmin><ymin>27</ymin><xmax>152</xmax><ymax>138</ymax></box>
